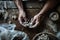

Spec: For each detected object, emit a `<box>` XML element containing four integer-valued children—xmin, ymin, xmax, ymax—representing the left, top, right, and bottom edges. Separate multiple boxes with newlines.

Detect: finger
<box><xmin>30</xmin><ymin>20</ymin><xmax>39</xmax><ymax>28</ymax></box>
<box><xmin>30</xmin><ymin>22</ymin><xmax>39</xmax><ymax>28</ymax></box>
<box><xmin>20</xmin><ymin>17</ymin><xmax>29</xmax><ymax>27</ymax></box>
<box><xmin>23</xmin><ymin>17</ymin><xmax>27</xmax><ymax>22</ymax></box>
<box><xmin>20</xmin><ymin>19</ymin><xmax>27</xmax><ymax>27</ymax></box>
<box><xmin>30</xmin><ymin>18</ymin><xmax>35</xmax><ymax>25</ymax></box>
<box><xmin>18</xmin><ymin>14</ymin><xmax>27</xmax><ymax>26</ymax></box>
<box><xmin>19</xmin><ymin>18</ymin><xmax>23</xmax><ymax>25</ymax></box>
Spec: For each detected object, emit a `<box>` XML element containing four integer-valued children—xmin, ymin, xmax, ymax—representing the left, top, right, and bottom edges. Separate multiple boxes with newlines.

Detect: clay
<box><xmin>0</xmin><ymin>23</ymin><xmax>16</xmax><ymax>31</ymax></box>
<box><xmin>23</xmin><ymin>21</ymin><xmax>34</xmax><ymax>28</ymax></box>
<box><xmin>0</xmin><ymin>23</ymin><xmax>29</xmax><ymax>40</ymax></box>
<box><xmin>23</xmin><ymin>22</ymin><xmax>29</xmax><ymax>27</ymax></box>
<box><xmin>11</xmin><ymin>31</ymin><xmax>29</xmax><ymax>40</ymax></box>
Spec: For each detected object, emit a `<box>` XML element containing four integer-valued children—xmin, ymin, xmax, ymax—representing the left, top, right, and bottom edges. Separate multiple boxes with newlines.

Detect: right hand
<box><xmin>18</xmin><ymin>11</ymin><xmax>27</xmax><ymax>27</ymax></box>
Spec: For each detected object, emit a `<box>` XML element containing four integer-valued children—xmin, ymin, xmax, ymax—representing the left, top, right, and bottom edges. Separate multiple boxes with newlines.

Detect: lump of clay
<box><xmin>0</xmin><ymin>27</ymin><xmax>8</xmax><ymax>35</ymax></box>
<box><xmin>0</xmin><ymin>27</ymin><xmax>9</xmax><ymax>40</ymax></box>
<box><xmin>0</xmin><ymin>23</ymin><xmax>16</xmax><ymax>31</ymax></box>
<box><xmin>23</xmin><ymin>21</ymin><xmax>36</xmax><ymax>28</ymax></box>
<box><xmin>0</xmin><ymin>23</ymin><xmax>29</xmax><ymax>40</ymax></box>
<box><xmin>10</xmin><ymin>31</ymin><xmax>29</xmax><ymax>40</ymax></box>
<box><xmin>23</xmin><ymin>22</ymin><xmax>29</xmax><ymax>27</ymax></box>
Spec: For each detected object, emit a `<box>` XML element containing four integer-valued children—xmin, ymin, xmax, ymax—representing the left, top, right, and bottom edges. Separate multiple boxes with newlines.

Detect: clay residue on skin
<box><xmin>23</xmin><ymin>21</ymin><xmax>33</xmax><ymax>28</ymax></box>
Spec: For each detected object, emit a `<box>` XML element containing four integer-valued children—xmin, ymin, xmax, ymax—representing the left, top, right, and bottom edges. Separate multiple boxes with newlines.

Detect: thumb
<box><xmin>29</xmin><ymin>20</ymin><xmax>39</xmax><ymax>28</ymax></box>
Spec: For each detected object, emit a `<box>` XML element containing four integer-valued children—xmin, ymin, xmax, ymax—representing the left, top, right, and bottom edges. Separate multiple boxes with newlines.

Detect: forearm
<box><xmin>38</xmin><ymin>0</ymin><xmax>57</xmax><ymax>15</ymax></box>
<box><xmin>13</xmin><ymin>0</ymin><xmax>24</xmax><ymax>11</ymax></box>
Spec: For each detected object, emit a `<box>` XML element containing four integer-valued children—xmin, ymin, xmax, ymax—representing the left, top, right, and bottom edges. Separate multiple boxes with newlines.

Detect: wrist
<box><xmin>38</xmin><ymin>9</ymin><xmax>46</xmax><ymax>16</ymax></box>
<box><xmin>37</xmin><ymin>13</ymin><xmax>43</xmax><ymax>16</ymax></box>
<box><xmin>18</xmin><ymin>7</ymin><xmax>24</xmax><ymax>11</ymax></box>
<box><xmin>19</xmin><ymin>9</ymin><xmax>25</xmax><ymax>14</ymax></box>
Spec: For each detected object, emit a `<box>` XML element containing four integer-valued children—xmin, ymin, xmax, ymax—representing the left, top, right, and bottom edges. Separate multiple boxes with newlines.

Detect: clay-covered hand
<box><xmin>18</xmin><ymin>11</ymin><xmax>28</xmax><ymax>27</ymax></box>
<box><xmin>30</xmin><ymin>14</ymin><xmax>42</xmax><ymax>28</ymax></box>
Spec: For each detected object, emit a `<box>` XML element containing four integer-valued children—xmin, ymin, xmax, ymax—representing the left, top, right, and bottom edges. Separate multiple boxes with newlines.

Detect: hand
<box><xmin>30</xmin><ymin>14</ymin><xmax>43</xmax><ymax>28</ymax></box>
<box><xmin>18</xmin><ymin>11</ymin><xmax>27</xmax><ymax>27</ymax></box>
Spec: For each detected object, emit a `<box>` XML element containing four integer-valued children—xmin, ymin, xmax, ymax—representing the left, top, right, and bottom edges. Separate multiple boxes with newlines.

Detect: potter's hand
<box><xmin>30</xmin><ymin>14</ymin><xmax>43</xmax><ymax>28</ymax></box>
<box><xmin>18</xmin><ymin>11</ymin><xmax>27</xmax><ymax>27</ymax></box>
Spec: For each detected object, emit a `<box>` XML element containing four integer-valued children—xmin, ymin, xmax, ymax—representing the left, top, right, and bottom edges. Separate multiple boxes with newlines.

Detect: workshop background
<box><xmin>0</xmin><ymin>0</ymin><xmax>60</xmax><ymax>40</ymax></box>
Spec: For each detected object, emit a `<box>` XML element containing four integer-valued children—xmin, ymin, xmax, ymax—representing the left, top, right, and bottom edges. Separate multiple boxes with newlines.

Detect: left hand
<box><xmin>29</xmin><ymin>14</ymin><xmax>43</xmax><ymax>28</ymax></box>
